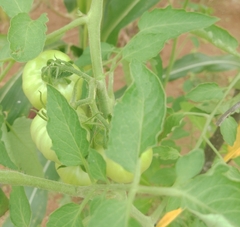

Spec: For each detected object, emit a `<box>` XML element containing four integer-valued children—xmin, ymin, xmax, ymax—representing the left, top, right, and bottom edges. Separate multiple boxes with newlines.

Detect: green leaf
<box><xmin>88</xmin><ymin>149</ymin><xmax>107</xmax><ymax>181</ymax></box>
<box><xmin>220</xmin><ymin>116</ymin><xmax>238</xmax><ymax>146</ymax></box>
<box><xmin>151</xmin><ymin>167</ymin><xmax>176</xmax><ymax>186</ymax></box>
<box><xmin>133</xmin><ymin>197</ymin><xmax>153</xmax><ymax>214</ymax></box>
<box><xmin>102</xmin><ymin>0</ymin><xmax>159</xmax><ymax>44</ymax></box>
<box><xmin>0</xmin><ymin>112</ymin><xmax>17</xmax><ymax>170</ymax></box>
<box><xmin>0</xmin><ymin>188</ymin><xmax>9</xmax><ymax>217</ymax></box>
<box><xmin>191</xmin><ymin>212</ymin><xmax>234</xmax><ymax>227</ymax></box>
<box><xmin>47</xmin><ymin>203</ymin><xmax>83</xmax><ymax>227</ymax></box>
<box><xmin>224</xmin><ymin>165</ymin><xmax>240</xmax><ymax>183</ymax></box>
<box><xmin>192</xmin><ymin>25</ymin><xmax>240</xmax><ymax>57</ymax></box>
<box><xmin>175</xmin><ymin>149</ymin><xmax>204</xmax><ymax>183</ymax></box>
<box><xmin>188</xmin><ymin>116</ymin><xmax>206</xmax><ymax>134</ymax></box>
<box><xmin>141</xmin><ymin>154</ymin><xmax>177</xmax><ymax>185</ymax></box>
<box><xmin>166</xmin><ymin>53</ymin><xmax>240</xmax><ymax>81</ymax></box>
<box><xmin>88</xmin><ymin>199</ymin><xmax>128</xmax><ymax>227</ymax></box>
<box><xmin>187</xmin><ymin>165</ymin><xmax>240</xmax><ymax>227</ymax></box>
<box><xmin>205</xmin><ymin>25</ymin><xmax>238</xmax><ymax>49</ymax></box>
<box><xmin>8</xmin><ymin>13</ymin><xmax>48</xmax><ymax>62</ymax></box>
<box><xmin>177</xmin><ymin>164</ymin><xmax>240</xmax><ymax>226</ymax></box>
<box><xmin>186</xmin><ymin>82</ymin><xmax>224</xmax><ymax>102</ymax></box>
<box><xmin>106</xmin><ymin>60</ymin><xmax>166</xmax><ymax>173</ymax></box>
<box><xmin>46</xmin><ymin>85</ymin><xmax>89</xmax><ymax>166</ymax></box>
<box><xmin>2</xmin><ymin>117</ymin><xmax>43</xmax><ymax>177</ymax></box>
<box><xmin>123</xmin><ymin>7</ymin><xmax>218</xmax><ymax>61</ymax></box>
<box><xmin>128</xmin><ymin>218</ymin><xmax>142</xmax><ymax>227</ymax></box>
<box><xmin>123</xmin><ymin>32</ymin><xmax>164</xmax><ymax>62</ymax></box>
<box><xmin>153</xmin><ymin>146</ymin><xmax>180</xmax><ymax>160</ymax></box>
<box><xmin>89</xmin><ymin>196</ymin><xmax>105</xmax><ymax>214</ymax></box>
<box><xmin>0</xmin><ymin>74</ymin><xmax>32</xmax><ymax>125</ymax></box>
<box><xmin>0</xmin><ymin>0</ymin><xmax>33</xmax><ymax>18</ymax></box>
<box><xmin>9</xmin><ymin>186</ymin><xmax>31</xmax><ymax>227</ymax></box>
<box><xmin>159</xmin><ymin>113</ymin><xmax>184</xmax><ymax>140</ymax></box>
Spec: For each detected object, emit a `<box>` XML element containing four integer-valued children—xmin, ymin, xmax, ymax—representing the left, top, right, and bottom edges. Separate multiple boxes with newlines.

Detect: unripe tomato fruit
<box><xmin>55</xmin><ymin>163</ymin><xmax>92</xmax><ymax>186</ymax></box>
<box><xmin>98</xmin><ymin>148</ymin><xmax>153</xmax><ymax>183</ymax></box>
<box><xmin>30</xmin><ymin>109</ymin><xmax>60</xmax><ymax>163</ymax></box>
<box><xmin>22</xmin><ymin>50</ymin><xmax>82</xmax><ymax>110</ymax></box>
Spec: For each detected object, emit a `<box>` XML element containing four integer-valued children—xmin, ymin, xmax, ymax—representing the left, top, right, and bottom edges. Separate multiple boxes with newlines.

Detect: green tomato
<box><xmin>22</xmin><ymin>50</ymin><xmax>83</xmax><ymax>110</ymax></box>
<box><xmin>30</xmin><ymin>109</ymin><xmax>60</xmax><ymax>163</ymax></box>
<box><xmin>98</xmin><ymin>148</ymin><xmax>153</xmax><ymax>183</ymax></box>
<box><xmin>55</xmin><ymin>163</ymin><xmax>92</xmax><ymax>186</ymax></box>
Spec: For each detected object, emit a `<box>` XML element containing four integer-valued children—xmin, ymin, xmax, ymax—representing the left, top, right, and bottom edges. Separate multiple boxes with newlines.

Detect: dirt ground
<box><xmin>1</xmin><ymin>0</ymin><xmax>240</xmax><ymax>226</ymax></box>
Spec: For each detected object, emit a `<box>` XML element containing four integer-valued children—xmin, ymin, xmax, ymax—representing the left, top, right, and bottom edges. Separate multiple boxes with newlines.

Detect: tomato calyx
<box><xmin>41</xmin><ymin>58</ymin><xmax>75</xmax><ymax>84</ymax></box>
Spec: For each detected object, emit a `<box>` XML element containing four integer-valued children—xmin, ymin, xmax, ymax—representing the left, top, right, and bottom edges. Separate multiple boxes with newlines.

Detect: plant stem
<box><xmin>89</xmin><ymin>101</ymin><xmax>110</xmax><ymax>130</ymax></box>
<box><xmin>203</xmin><ymin>135</ymin><xmax>223</xmax><ymax>161</ymax></box>
<box><xmin>87</xmin><ymin>0</ymin><xmax>111</xmax><ymax>118</ymax></box>
<box><xmin>46</xmin><ymin>16</ymin><xmax>88</xmax><ymax>45</ymax></box>
<box><xmin>163</xmin><ymin>0</ymin><xmax>188</xmax><ymax>86</ymax></box>
<box><xmin>131</xmin><ymin>205</ymin><xmax>153</xmax><ymax>227</ymax></box>
<box><xmin>164</xmin><ymin>38</ymin><xmax>178</xmax><ymax>87</ymax></box>
<box><xmin>0</xmin><ymin>170</ymin><xmax>186</xmax><ymax>198</ymax></box>
<box><xmin>0</xmin><ymin>60</ymin><xmax>15</xmax><ymax>82</ymax></box>
<box><xmin>184</xmin><ymin>112</ymin><xmax>209</xmax><ymax>119</ymax></box>
<box><xmin>57</xmin><ymin>64</ymin><xmax>92</xmax><ymax>82</ymax></box>
<box><xmin>87</xmin><ymin>0</ymin><xmax>104</xmax><ymax>77</ymax></box>
<box><xmin>0</xmin><ymin>170</ymin><xmax>78</xmax><ymax>196</ymax></box>
<box><xmin>0</xmin><ymin>170</ymin><xmax>128</xmax><ymax>197</ymax></box>
<box><xmin>126</xmin><ymin>160</ymin><xmax>142</xmax><ymax>225</ymax></box>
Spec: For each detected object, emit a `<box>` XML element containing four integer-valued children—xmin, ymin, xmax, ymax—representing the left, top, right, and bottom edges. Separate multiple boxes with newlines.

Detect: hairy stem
<box><xmin>87</xmin><ymin>0</ymin><xmax>111</xmax><ymax>118</ymax></box>
<box><xmin>0</xmin><ymin>170</ymin><xmax>128</xmax><ymax>197</ymax></box>
<box><xmin>0</xmin><ymin>170</ymin><xmax>185</xmax><ymax>199</ymax></box>
<box><xmin>46</xmin><ymin>16</ymin><xmax>88</xmax><ymax>45</ymax></box>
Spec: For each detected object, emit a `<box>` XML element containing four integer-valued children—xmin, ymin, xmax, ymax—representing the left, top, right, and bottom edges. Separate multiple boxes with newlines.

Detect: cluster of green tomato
<box><xmin>22</xmin><ymin>50</ymin><xmax>153</xmax><ymax>185</ymax></box>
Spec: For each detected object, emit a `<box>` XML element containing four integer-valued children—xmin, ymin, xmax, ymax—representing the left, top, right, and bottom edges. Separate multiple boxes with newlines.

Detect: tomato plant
<box><xmin>1</xmin><ymin>0</ymin><xmax>240</xmax><ymax>227</ymax></box>
<box><xmin>22</xmin><ymin>50</ymin><xmax>83</xmax><ymax>110</ymax></box>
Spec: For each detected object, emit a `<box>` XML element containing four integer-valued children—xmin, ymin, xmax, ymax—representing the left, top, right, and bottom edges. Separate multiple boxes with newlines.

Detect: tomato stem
<box><xmin>0</xmin><ymin>60</ymin><xmax>15</xmax><ymax>83</ymax></box>
<box><xmin>0</xmin><ymin>169</ymin><xmax>185</xmax><ymax>197</ymax></box>
<box><xmin>45</xmin><ymin>16</ymin><xmax>88</xmax><ymax>46</ymax></box>
<box><xmin>87</xmin><ymin>0</ymin><xmax>112</xmax><ymax>119</ymax></box>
